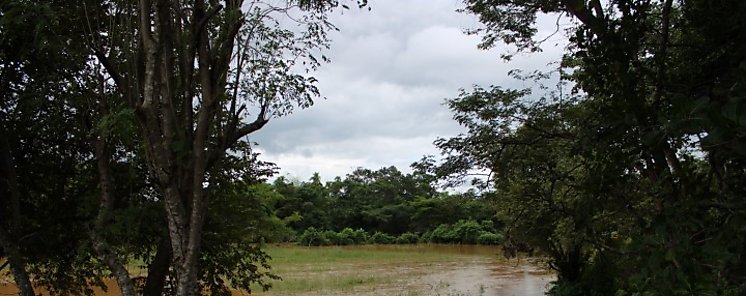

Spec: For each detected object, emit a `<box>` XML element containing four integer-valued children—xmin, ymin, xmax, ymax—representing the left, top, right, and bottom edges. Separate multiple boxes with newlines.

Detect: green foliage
<box><xmin>268</xmin><ymin>166</ymin><xmax>498</xmax><ymax>246</ymax></box>
<box><xmin>418</xmin><ymin>231</ymin><xmax>433</xmax><ymax>244</ymax></box>
<box><xmin>424</xmin><ymin>220</ymin><xmax>499</xmax><ymax>245</ymax></box>
<box><xmin>368</xmin><ymin>232</ymin><xmax>396</xmax><ymax>245</ymax></box>
<box><xmin>338</xmin><ymin>228</ymin><xmax>368</xmax><ymax>245</ymax></box>
<box><xmin>427</xmin><ymin>224</ymin><xmax>456</xmax><ymax>244</ymax></box>
<box><xmin>396</xmin><ymin>232</ymin><xmax>420</xmax><ymax>244</ymax></box>
<box><xmin>298</xmin><ymin>227</ymin><xmax>328</xmax><ymax>246</ymax></box>
<box><xmin>476</xmin><ymin>232</ymin><xmax>503</xmax><ymax>245</ymax></box>
<box><xmin>440</xmin><ymin>0</ymin><xmax>746</xmax><ymax>294</ymax></box>
<box><xmin>321</xmin><ymin>230</ymin><xmax>346</xmax><ymax>246</ymax></box>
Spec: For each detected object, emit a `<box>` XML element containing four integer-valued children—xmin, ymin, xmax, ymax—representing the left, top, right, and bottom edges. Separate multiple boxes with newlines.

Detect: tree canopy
<box><xmin>1</xmin><ymin>0</ymin><xmax>363</xmax><ymax>295</ymax></box>
<box><xmin>432</xmin><ymin>0</ymin><xmax>746</xmax><ymax>294</ymax></box>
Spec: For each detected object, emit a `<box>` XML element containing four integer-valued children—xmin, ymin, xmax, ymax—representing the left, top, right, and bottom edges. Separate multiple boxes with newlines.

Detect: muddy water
<box><xmin>345</xmin><ymin>245</ymin><xmax>554</xmax><ymax>296</ymax></box>
<box><xmin>409</xmin><ymin>258</ymin><xmax>553</xmax><ymax>296</ymax></box>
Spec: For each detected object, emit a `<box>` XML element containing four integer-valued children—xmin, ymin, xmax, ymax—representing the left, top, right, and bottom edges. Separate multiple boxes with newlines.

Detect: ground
<box><xmin>1</xmin><ymin>245</ymin><xmax>553</xmax><ymax>296</ymax></box>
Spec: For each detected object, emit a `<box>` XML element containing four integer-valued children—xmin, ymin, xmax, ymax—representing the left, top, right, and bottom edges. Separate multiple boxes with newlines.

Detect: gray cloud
<box><xmin>251</xmin><ymin>0</ymin><xmax>567</xmax><ymax>181</ymax></box>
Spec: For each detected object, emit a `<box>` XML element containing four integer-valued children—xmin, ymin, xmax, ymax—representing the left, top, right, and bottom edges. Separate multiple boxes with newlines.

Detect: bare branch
<box><xmin>195</xmin><ymin>4</ymin><xmax>224</xmax><ymax>36</ymax></box>
<box><xmin>230</xmin><ymin>103</ymin><xmax>269</xmax><ymax>144</ymax></box>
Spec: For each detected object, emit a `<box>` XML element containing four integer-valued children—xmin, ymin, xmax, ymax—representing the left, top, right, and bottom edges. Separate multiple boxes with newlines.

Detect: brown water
<box><xmin>368</xmin><ymin>244</ymin><xmax>553</xmax><ymax>296</ymax></box>
<box><xmin>412</xmin><ymin>258</ymin><xmax>554</xmax><ymax>296</ymax></box>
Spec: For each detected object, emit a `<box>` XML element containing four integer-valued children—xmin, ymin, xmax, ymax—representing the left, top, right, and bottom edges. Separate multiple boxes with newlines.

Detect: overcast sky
<box><xmin>251</xmin><ymin>0</ymin><xmax>567</xmax><ymax>182</ymax></box>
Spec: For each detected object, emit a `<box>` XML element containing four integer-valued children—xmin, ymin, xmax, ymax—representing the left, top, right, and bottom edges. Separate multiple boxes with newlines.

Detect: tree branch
<box><xmin>92</xmin><ymin>48</ymin><xmax>128</xmax><ymax>99</ymax></box>
<box><xmin>560</xmin><ymin>0</ymin><xmax>606</xmax><ymax>37</ymax></box>
<box><xmin>230</xmin><ymin>104</ymin><xmax>270</xmax><ymax>144</ymax></box>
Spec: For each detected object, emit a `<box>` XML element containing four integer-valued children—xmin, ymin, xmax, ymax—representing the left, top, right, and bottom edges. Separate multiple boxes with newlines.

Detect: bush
<box><xmin>418</xmin><ymin>231</ymin><xmax>433</xmax><ymax>244</ymax></box>
<box><xmin>298</xmin><ymin>227</ymin><xmax>328</xmax><ymax>246</ymax></box>
<box><xmin>350</xmin><ymin>228</ymin><xmax>369</xmax><ymax>244</ymax></box>
<box><xmin>298</xmin><ymin>228</ymin><xmax>372</xmax><ymax>246</ymax></box>
<box><xmin>368</xmin><ymin>232</ymin><xmax>395</xmax><ymax>244</ymax></box>
<box><xmin>337</xmin><ymin>228</ymin><xmax>357</xmax><ymax>245</ymax></box>
<box><xmin>452</xmin><ymin>220</ymin><xmax>482</xmax><ymax>244</ymax></box>
<box><xmin>476</xmin><ymin>231</ymin><xmax>503</xmax><ymax>245</ymax></box>
<box><xmin>427</xmin><ymin>220</ymin><xmax>496</xmax><ymax>244</ymax></box>
<box><xmin>430</xmin><ymin>224</ymin><xmax>457</xmax><ymax>243</ymax></box>
<box><xmin>480</xmin><ymin>219</ymin><xmax>496</xmax><ymax>233</ymax></box>
<box><xmin>396</xmin><ymin>232</ymin><xmax>419</xmax><ymax>244</ymax></box>
<box><xmin>322</xmin><ymin>230</ymin><xmax>344</xmax><ymax>245</ymax></box>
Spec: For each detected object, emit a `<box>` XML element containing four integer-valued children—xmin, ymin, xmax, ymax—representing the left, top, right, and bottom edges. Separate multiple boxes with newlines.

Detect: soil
<box><xmin>0</xmin><ymin>277</ymin><xmax>119</xmax><ymax>296</ymax></box>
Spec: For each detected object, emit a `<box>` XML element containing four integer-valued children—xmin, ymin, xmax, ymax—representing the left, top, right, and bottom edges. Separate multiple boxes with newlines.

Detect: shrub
<box><xmin>396</xmin><ymin>232</ymin><xmax>419</xmax><ymax>244</ymax></box>
<box><xmin>452</xmin><ymin>220</ymin><xmax>482</xmax><ymax>244</ymax></box>
<box><xmin>322</xmin><ymin>230</ymin><xmax>343</xmax><ymax>245</ymax></box>
<box><xmin>430</xmin><ymin>224</ymin><xmax>457</xmax><ymax>243</ymax></box>
<box><xmin>476</xmin><ymin>231</ymin><xmax>503</xmax><ymax>245</ymax></box>
<box><xmin>298</xmin><ymin>227</ymin><xmax>328</xmax><ymax>246</ymax></box>
<box><xmin>480</xmin><ymin>219</ymin><xmax>496</xmax><ymax>233</ymax></box>
<box><xmin>337</xmin><ymin>228</ymin><xmax>357</xmax><ymax>245</ymax></box>
<box><xmin>368</xmin><ymin>232</ymin><xmax>395</xmax><ymax>244</ymax></box>
<box><xmin>418</xmin><ymin>231</ymin><xmax>433</xmax><ymax>244</ymax></box>
<box><xmin>350</xmin><ymin>228</ymin><xmax>369</xmax><ymax>244</ymax></box>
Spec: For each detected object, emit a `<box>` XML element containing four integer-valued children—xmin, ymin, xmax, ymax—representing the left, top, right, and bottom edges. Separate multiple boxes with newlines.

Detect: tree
<box><xmin>1</xmin><ymin>0</ymin><xmax>364</xmax><ymax>295</ymax></box>
<box><xmin>436</xmin><ymin>0</ymin><xmax>746</xmax><ymax>294</ymax></box>
<box><xmin>1</xmin><ymin>1</ymin><xmax>106</xmax><ymax>295</ymax></box>
<box><xmin>82</xmin><ymin>0</ymin><xmax>361</xmax><ymax>294</ymax></box>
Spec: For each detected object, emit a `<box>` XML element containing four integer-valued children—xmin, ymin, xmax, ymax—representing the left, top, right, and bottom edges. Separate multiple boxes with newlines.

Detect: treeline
<box><xmin>247</xmin><ymin>167</ymin><xmax>504</xmax><ymax>246</ymax></box>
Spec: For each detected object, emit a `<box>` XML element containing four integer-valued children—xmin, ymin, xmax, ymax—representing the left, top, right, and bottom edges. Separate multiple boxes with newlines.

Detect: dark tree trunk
<box><xmin>89</xmin><ymin>92</ymin><xmax>137</xmax><ymax>296</ymax></box>
<box><xmin>0</xmin><ymin>132</ymin><xmax>35</xmax><ymax>296</ymax></box>
<box><xmin>143</xmin><ymin>236</ymin><xmax>173</xmax><ymax>296</ymax></box>
<box><xmin>0</xmin><ymin>230</ymin><xmax>34</xmax><ymax>296</ymax></box>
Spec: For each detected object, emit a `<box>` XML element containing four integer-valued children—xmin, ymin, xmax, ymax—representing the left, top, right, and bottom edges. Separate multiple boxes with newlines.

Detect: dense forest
<box><xmin>1</xmin><ymin>0</ymin><xmax>745</xmax><ymax>295</ymax></box>
<box><xmin>248</xmin><ymin>167</ymin><xmax>502</xmax><ymax>246</ymax></box>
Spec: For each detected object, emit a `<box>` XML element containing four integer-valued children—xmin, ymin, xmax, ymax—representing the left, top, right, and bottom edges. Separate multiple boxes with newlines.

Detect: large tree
<box><xmin>1</xmin><ymin>0</ymin><xmax>364</xmax><ymax>295</ymax></box>
<box><xmin>83</xmin><ymin>0</ymin><xmax>363</xmax><ymax>294</ymax></box>
<box><xmin>435</xmin><ymin>0</ymin><xmax>746</xmax><ymax>294</ymax></box>
<box><xmin>1</xmin><ymin>2</ymin><xmax>103</xmax><ymax>295</ymax></box>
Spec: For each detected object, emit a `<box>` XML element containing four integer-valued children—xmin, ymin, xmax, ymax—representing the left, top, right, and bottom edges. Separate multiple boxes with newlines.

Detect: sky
<box><xmin>251</xmin><ymin>0</ymin><xmax>567</xmax><ymax>182</ymax></box>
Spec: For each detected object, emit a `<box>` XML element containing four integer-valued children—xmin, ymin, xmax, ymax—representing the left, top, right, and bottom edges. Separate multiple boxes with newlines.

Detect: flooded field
<box><xmin>1</xmin><ymin>245</ymin><xmax>553</xmax><ymax>295</ymax></box>
<box><xmin>252</xmin><ymin>244</ymin><xmax>554</xmax><ymax>296</ymax></box>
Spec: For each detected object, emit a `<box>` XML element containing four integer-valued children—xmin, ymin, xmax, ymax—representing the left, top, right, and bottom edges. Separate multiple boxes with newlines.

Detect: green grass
<box><xmin>252</xmin><ymin>244</ymin><xmax>498</xmax><ymax>295</ymax></box>
<box><xmin>266</xmin><ymin>244</ymin><xmax>479</xmax><ymax>265</ymax></box>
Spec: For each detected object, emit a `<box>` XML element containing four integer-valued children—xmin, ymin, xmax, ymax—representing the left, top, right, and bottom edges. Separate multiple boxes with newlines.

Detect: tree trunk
<box><xmin>0</xmin><ymin>230</ymin><xmax>34</xmax><ymax>296</ymax></box>
<box><xmin>143</xmin><ymin>236</ymin><xmax>172</xmax><ymax>296</ymax></box>
<box><xmin>89</xmin><ymin>231</ymin><xmax>137</xmax><ymax>296</ymax></box>
<box><xmin>130</xmin><ymin>1</ymin><xmax>266</xmax><ymax>294</ymax></box>
<box><xmin>0</xmin><ymin>132</ymin><xmax>35</xmax><ymax>296</ymax></box>
<box><xmin>90</xmin><ymin>133</ymin><xmax>137</xmax><ymax>296</ymax></box>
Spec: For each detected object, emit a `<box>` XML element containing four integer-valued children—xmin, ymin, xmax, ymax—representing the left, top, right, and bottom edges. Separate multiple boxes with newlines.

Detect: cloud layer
<box><xmin>251</xmin><ymin>0</ymin><xmax>567</xmax><ymax>181</ymax></box>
